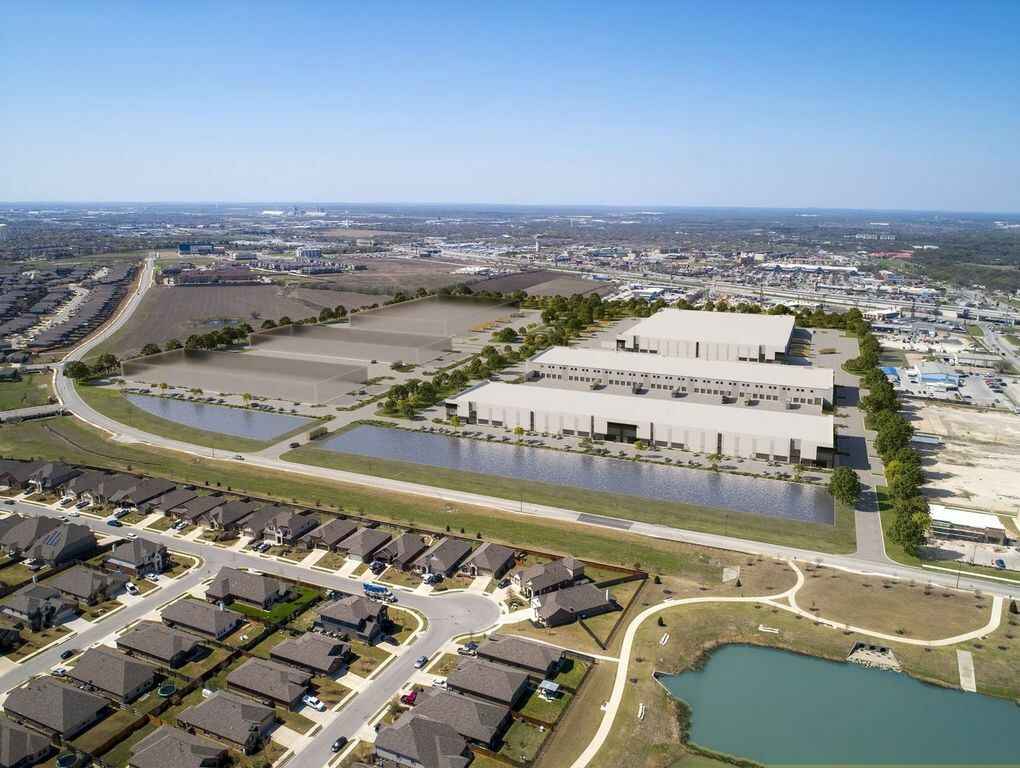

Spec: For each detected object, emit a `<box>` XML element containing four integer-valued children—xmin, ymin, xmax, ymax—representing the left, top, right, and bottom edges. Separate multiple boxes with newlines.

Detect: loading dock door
<box><xmin>605</xmin><ymin>422</ymin><xmax>638</xmax><ymax>443</ymax></box>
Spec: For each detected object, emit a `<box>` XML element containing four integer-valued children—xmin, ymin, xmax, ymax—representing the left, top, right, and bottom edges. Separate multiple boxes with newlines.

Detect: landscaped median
<box><xmin>282</xmin><ymin>435</ymin><xmax>856</xmax><ymax>554</ymax></box>
<box><xmin>73</xmin><ymin>381</ymin><xmax>313</xmax><ymax>453</ymax></box>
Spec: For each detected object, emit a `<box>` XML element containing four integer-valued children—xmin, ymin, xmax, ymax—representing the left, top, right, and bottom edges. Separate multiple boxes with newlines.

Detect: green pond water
<box><xmin>660</xmin><ymin>645</ymin><xmax>1020</xmax><ymax>765</ymax></box>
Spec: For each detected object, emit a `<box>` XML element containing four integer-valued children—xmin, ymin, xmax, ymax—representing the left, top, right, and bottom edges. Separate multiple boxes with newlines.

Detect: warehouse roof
<box><xmin>531</xmin><ymin>346</ymin><xmax>833</xmax><ymax>389</ymax></box>
<box><xmin>620</xmin><ymin>309</ymin><xmax>795</xmax><ymax>347</ymax></box>
<box><xmin>450</xmin><ymin>382</ymin><xmax>834</xmax><ymax>446</ymax></box>
<box><xmin>929</xmin><ymin>504</ymin><xmax>1006</xmax><ymax>531</ymax></box>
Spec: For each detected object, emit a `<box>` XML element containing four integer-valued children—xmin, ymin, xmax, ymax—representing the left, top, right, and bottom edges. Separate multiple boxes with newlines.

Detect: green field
<box><xmin>0</xmin><ymin>373</ymin><xmax>52</xmax><ymax>410</ymax></box>
<box><xmin>283</xmin><ymin>443</ymin><xmax>855</xmax><ymax>554</ymax></box>
<box><xmin>75</xmin><ymin>382</ymin><xmax>309</xmax><ymax>452</ymax></box>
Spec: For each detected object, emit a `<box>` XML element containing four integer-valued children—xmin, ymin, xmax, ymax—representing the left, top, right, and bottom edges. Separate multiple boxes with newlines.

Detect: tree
<box><xmin>318</xmin><ymin>307</ymin><xmax>334</xmax><ymax>322</ymax></box>
<box><xmin>261</xmin><ymin>319</ymin><xmax>277</xmax><ymax>330</ymax></box>
<box><xmin>278</xmin><ymin>316</ymin><xmax>292</xmax><ymax>326</ymax></box>
<box><xmin>828</xmin><ymin>467</ymin><xmax>862</xmax><ymax>506</ymax></box>
<box><xmin>889</xmin><ymin>495</ymin><xmax>931</xmax><ymax>554</ymax></box>
<box><xmin>140</xmin><ymin>343</ymin><xmax>161</xmax><ymax>357</ymax></box>
<box><xmin>64</xmin><ymin>361</ymin><xmax>91</xmax><ymax>380</ymax></box>
<box><xmin>493</xmin><ymin>327</ymin><xmax>517</xmax><ymax>343</ymax></box>
<box><xmin>449</xmin><ymin>415</ymin><xmax>461</xmax><ymax>429</ymax></box>
<box><xmin>95</xmin><ymin>353</ymin><xmax>119</xmax><ymax>372</ymax></box>
<box><xmin>164</xmin><ymin>338</ymin><xmax>182</xmax><ymax>350</ymax></box>
<box><xmin>334</xmin><ymin>305</ymin><xmax>347</xmax><ymax>319</ymax></box>
<box><xmin>513</xmin><ymin>426</ymin><xmax>525</xmax><ymax>439</ymax></box>
<box><xmin>242</xmin><ymin>393</ymin><xmax>253</xmax><ymax>405</ymax></box>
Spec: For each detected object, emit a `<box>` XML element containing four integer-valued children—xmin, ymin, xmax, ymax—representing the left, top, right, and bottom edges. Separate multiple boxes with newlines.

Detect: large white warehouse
<box><xmin>446</xmin><ymin>381</ymin><xmax>834</xmax><ymax>466</ymax></box>
<box><xmin>527</xmin><ymin>346</ymin><xmax>834</xmax><ymax>408</ymax></box>
<box><xmin>616</xmin><ymin>309</ymin><xmax>795</xmax><ymax>362</ymax></box>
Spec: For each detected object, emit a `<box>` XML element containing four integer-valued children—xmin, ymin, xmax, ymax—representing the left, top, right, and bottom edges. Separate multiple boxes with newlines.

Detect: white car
<box><xmin>302</xmin><ymin>695</ymin><xmax>326</xmax><ymax>712</ymax></box>
<box><xmin>67</xmin><ymin>510</ymin><xmax>80</xmax><ymax>518</ymax></box>
<box><xmin>125</xmin><ymin>582</ymin><xmax>140</xmax><ymax>595</ymax></box>
<box><xmin>127</xmin><ymin>532</ymin><xmax>138</xmax><ymax>540</ymax></box>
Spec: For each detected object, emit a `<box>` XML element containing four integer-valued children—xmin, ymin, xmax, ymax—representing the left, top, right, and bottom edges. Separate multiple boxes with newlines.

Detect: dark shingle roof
<box><xmin>161</xmin><ymin>598</ymin><xmax>242</xmax><ymax>637</ymax></box>
<box><xmin>68</xmin><ymin>647</ymin><xmax>158</xmax><ymax>699</ymax></box>
<box><xmin>446</xmin><ymin>659</ymin><xmax>528</xmax><ymax>704</ymax></box>
<box><xmin>463</xmin><ymin>542</ymin><xmax>514</xmax><ymax>573</ymax></box>
<box><xmin>0</xmin><ymin>715</ymin><xmax>51</xmax><ymax>767</ymax></box>
<box><xmin>4</xmin><ymin>678</ymin><xmax>108</xmax><ymax>736</ymax></box>
<box><xmin>226</xmin><ymin>658</ymin><xmax>309</xmax><ymax>704</ymax></box>
<box><xmin>476</xmin><ymin>634</ymin><xmax>563</xmax><ymax>674</ymax></box>
<box><xmin>306</xmin><ymin>518</ymin><xmax>358</xmax><ymax>547</ymax></box>
<box><xmin>206</xmin><ymin>567</ymin><xmax>282</xmax><ymax>606</ymax></box>
<box><xmin>178</xmin><ymin>691</ymin><xmax>274</xmax><ymax>746</ymax></box>
<box><xmin>129</xmin><ymin>725</ymin><xmax>227</xmax><ymax>768</ymax></box>
<box><xmin>44</xmin><ymin>565</ymin><xmax>126</xmax><ymax>602</ymax></box>
<box><xmin>414</xmin><ymin>538</ymin><xmax>473</xmax><ymax>574</ymax></box>
<box><xmin>342</xmin><ymin>527</ymin><xmax>390</xmax><ymax>558</ymax></box>
<box><xmin>317</xmin><ymin>595</ymin><xmax>385</xmax><ymax>626</ymax></box>
<box><xmin>270</xmin><ymin>633</ymin><xmax>349</xmax><ymax>674</ymax></box>
<box><xmin>413</xmin><ymin>687</ymin><xmax>509</xmax><ymax>745</ymax></box>
<box><xmin>117</xmin><ymin>621</ymin><xmax>201</xmax><ymax>662</ymax></box>
<box><xmin>108</xmin><ymin>537</ymin><xmax>166</xmax><ymax>567</ymax></box>
<box><xmin>536</xmin><ymin>583</ymin><xmax>615</xmax><ymax>624</ymax></box>
<box><xmin>375</xmin><ymin>713</ymin><xmax>470</xmax><ymax>768</ymax></box>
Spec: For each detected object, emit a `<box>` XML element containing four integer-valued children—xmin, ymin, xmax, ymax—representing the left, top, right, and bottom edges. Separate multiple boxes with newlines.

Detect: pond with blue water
<box><xmin>660</xmin><ymin>645</ymin><xmax>1020</xmax><ymax>765</ymax></box>
<box><xmin>319</xmin><ymin>425</ymin><xmax>835</xmax><ymax>523</ymax></box>
<box><xmin>125</xmin><ymin>394</ymin><xmax>313</xmax><ymax>441</ymax></box>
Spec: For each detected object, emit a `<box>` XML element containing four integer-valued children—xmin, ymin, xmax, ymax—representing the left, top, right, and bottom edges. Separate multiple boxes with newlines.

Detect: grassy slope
<box><xmin>0</xmin><ymin>374</ymin><xmax>52</xmax><ymax>410</ymax></box>
<box><xmin>283</xmin><ymin>444</ymin><xmax>856</xmax><ymax>554</ymax></box>
<box><xmin>0</xmin><ymin>417</ymin><xmax>732</xmax><ymax>576</ymax></box>
<box><xmin>75</xmin><ymin>383</ymin><xmax>305</xmax><ymax>452</ymax></box>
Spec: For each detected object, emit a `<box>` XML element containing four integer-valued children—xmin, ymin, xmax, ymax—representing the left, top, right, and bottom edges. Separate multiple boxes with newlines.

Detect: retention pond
<box><xmin>660</xmin><ymin>644</ymin><xmax>1020</xmax><ymax>765</ymax></box>
<box><xmin>320</xmin><ymin>425</ymin><xmax>834</xmax><ymax>523</ymax></box>
<box><xmin>125</xmin><ymin>394</ymin><xmax>313</xmax><ymax>441</ymax></box>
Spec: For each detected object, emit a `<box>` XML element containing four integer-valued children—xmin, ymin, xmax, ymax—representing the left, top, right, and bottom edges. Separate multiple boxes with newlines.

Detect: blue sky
<box><xmin>3</xmin><ymin>1</ymin><xmax>1019</xmax><ymax>211</ymax></box>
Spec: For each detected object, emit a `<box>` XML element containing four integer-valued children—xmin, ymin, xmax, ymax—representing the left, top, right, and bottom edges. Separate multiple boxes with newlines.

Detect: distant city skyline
<box><xmin>3</xmin><ymin>1</ymin><xmax>1019</xmax><ymax>212</ymax></box>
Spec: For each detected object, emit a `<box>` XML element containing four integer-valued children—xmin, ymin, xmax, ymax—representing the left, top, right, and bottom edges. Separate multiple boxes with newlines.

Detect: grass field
<box><xmin>284</xmin><ymin>445</ymin><xmax>855</xmax><ymax>554</ymax></box>
<box><xmin>75</xmin><ymin>383</ymin><xmax>286</xmax><ymax>452</ymax></box>
<box><xmin>0</xmin><ymin>373</ymin><xmax>52</xmax><ymax>411</ymax></box>
<box><xmin>0</xmin><ymin>417</ymin><xmax>780</xmax><ymax>579</ymax></box>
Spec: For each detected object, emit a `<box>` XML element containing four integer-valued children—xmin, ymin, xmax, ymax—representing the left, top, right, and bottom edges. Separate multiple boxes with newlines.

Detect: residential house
<box><xmin>161</xmin><ymin>598</ymin><xmax>243</xmax><ymax>640</ymax></box>
<box><xmin>67</xmin><ymin>647</ymin><xmax>159</xmax><ymax>704</ymax></box>
<box><xmin>476</xmin><ymin>635</ymin><xmax>562</xmax><ymax>678</ymax></box>
<box><xmin>340</xmin><ymin>527</ymin><xmax>391</xmax><ymax>563</ymax></box>
<box><xmin>226</xmin><ymin>658</ymin><xmax>310</xmax><ymax>710</ymax></box>
<box><xmin>117</xmin><ymin>621</ymin><xmax>202</xmax><ymax>668</ymax></box>
<box><xmin>105</xmin><ymin>538</ymin><xmax>168</xmax><ymax>575</ymax></box>
<box><xmin>168</xmin><ymin>495</ymin><xmax>224</xmax><ymax>524</ymax></box>
<box><xmin>44</xmin><ymin>565</ymin><xmax>127</xmax><ymax>606</ymax></box>
<box><xmin>64</xmin><ymin>472</ymin><xmax>139</xmax><ymax>506</ymax></box>
<box><xmin>0</xmin><ymin>517</ymin><xmax>60</xmax><ymax>557</ymax></box>
<box><xmin>0</xmin><ymin>621</ymin><xmax>23</xmax><ymax>654</ymax></box>
<box><xmin>238</xmin><ymin>506</ymin><xmax>278</xmax><ymax>540</ymax></box>
<box><xmin>304</xmin><ymin>519</ymin><xmax>358</xmax><ymax>551</ymax></box>
<box><xmin>534</xmin><ymin>583</ymin><xmax>617</xmax><ymax>627</ymax></box>
<box><xmin>128</xmin><ymin>725</ymin><xmax>227</xmax><ymax>768</ymax></box>
<box><xmin>316</xmin><ymin>595</ymin><xmax>388</xmax><ymax>644</ymax></box>
<box><xmin>412</xmin><ymin>687</ymin><xmax>511</xmax><ymax>750</ymax></box>
<box><xmin>270</xmin><ymin>633</ymin><xmax>349</xmax><ymax>676</ymax></box>
<box><xmin>1</xmin><ymin>585</ymin><xmax>78</xmax><ymax>630</ymax></box>
<box><xmin>513</xmin><ymin>557</ymin><xmax>585</xmax><ymax>598</ymax></box>
<box><xmin>374</xmin><ymin>713</ymin><xmax>471</xmax><ymax>768</ymax></box>
<box><xmin>263</xmin><ymin>508</ymin><xmax>317</xmax><ymax>545</ymax></box>
<box><xmin>111</xmin><ymin>478</ymin><xmax>177</xmax><ymax>509</ymax></box>
<box><xmin>205</xmin><ymin>567</ymin><xmax>287</xmax><ymax>610</ymax></box>
<box><xmin>3</xmin><ymin>678</ymin><xmax>109</xmax><ymax>739</ymax></box>
<box><xmin>413</xmin><ymin>538</ymin><xmax>473</xmax><ymax>578</ymax></box>
<box><xmin>143</xmin><ymin>487</ymin><xmax>198</xmax><ymax>515</ymax></box>
<box><xmin>461</xmin><ymin>543</ymin><xmax>515</xmax><ymax>579</ymax></box>
<box><xmin>446</xmin><ymin>659</ymin><xmax>529</xmax><ymax>707</ymax></box>
<box><xmin>23</xmin><ymin>463</ymin><xmax>80</xmax><ymax>494</ymax></box>
<box><xmin>0</xmin><ymin>716</ymin><xmax>53</xmax><ymax>768</ymax></box>
<box><xmin>177</xmin><ymin>691</ymin><xmax>276</xmax><ymax>754</ymax></box>
<box><xmin>0</xmin><ymin>460</ymin><xmax>42</xmax><ymax>491</ymax></box>
<box><xmin>58</xmin><ymin>469</ymin><xmax>107</xmax><ymax>502</ymax></box>
<box><xmin>375</xmin><ymin>533</ymin><xmax>428</xmax><ymax>571</ymax></box>
<box><xmin>205</xmin><ymin>501</ymin><xmax>260</xmax><ymax>532</ymax></box>
<box><xmin>27</xmin><ymin>523</ymin><xmax>97</xmax><ymax>566</ymax></box>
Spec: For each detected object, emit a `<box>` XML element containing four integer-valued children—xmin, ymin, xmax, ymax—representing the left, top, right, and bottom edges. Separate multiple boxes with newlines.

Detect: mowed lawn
<box><xmin>0</xmin><ymin>374</ymin><xmax>52</xmax><ymax>410</ymax></box>
<box><xmin>284</xmin><ymin>443</ymin><xmax>855</xmax><ymax>554</ymax></box>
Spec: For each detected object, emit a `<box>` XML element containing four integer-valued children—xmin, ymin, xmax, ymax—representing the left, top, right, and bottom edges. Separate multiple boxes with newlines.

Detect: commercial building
<box><xmin>914</xmin><ymin>362</ymin><xmax>960</xmax><ymax>390</ymax></box>
<box><xmin>929</xmin><ymin>505</ymin><xmax>1009</xmax><ymax>544</ymax></box>
<box><xmin>447</xmin><ymin>382</ymin><xmax>835</xmax><ymax>465</ymax></box>
<box><xmin>616</xmin><ymin>309</ymin><xmax>795</xmax><ymax>362</ymax></box>
<box><xmin>528</xmin><ymin>346</ymin><xmax>833</xmax><ymax>408</ymax></box>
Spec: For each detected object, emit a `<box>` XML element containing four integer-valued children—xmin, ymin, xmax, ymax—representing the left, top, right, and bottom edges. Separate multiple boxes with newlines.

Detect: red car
<box><xmin>400</xmin><ymin>690</ymin><xmax>417</xmax><ymax>706</ymax></box>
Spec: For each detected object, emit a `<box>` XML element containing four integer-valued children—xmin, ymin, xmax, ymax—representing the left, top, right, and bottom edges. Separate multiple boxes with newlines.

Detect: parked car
<box><xmin>125</xmin><ymin>582</ymin><xmax>140</xmax><ymax>595</ymax></box>
<box><xmin>289</xmin><ymin>442</ymin><xmax>301</xmax><ymax>449</ymax></box>
<box><xmin>413</xmin><ymin>656</ymin><xmax>428</xmax><ymax>669</ymax></box>
<box><xmin>994</xmin><ymin>559</ymin><xmax>1006</xmax><ymax>570</ymax></box>
<box><xmin>302</xmin><ymin>695</ymin><xmax>326</xmax><ymax>711</ymax></box>
<box><xmin>497</xmin><ymin>578</ymin><xmax>511</xmax><ymax>589</ymax></box>
<box><xmin>400</xmin><ymin>689</ymin><xmax>418</xmax><ymax>706</ymax></box>
<box><xmin>107</xmin><ymin>519</ymin><xmax>123</xmax><ymax>527</ymax></box>
<box><xmin>232</xmin><ymin>455</ymin><xmax>244</xmax><ymax>461</ymax></box>
<box><xmin>145</xmin><ymin>574</ymin><xmax>161</xmax><ymax>583</ymax></box>
<box><xmin>67</xmin><ymin>509</ymin><xmax>80</xmax><ymax>517</ymax></box>
<box><xmin>331</xmin><ymin>737</ymin><xmax>348</xmax><ymax>753</ymax></box>
<box><xmin>60</xmin><ymin>649</ymin><xmax>76</xmax><ymax>660</ymax></box>
<box><xmin>127</xmin><ymin>532</ymin><xmax>138</xmax><ymax>540</ymax></box>
<box><xmin>75</xmin><ymin>499</ymin><xmax>90</xmax><ymax>509</ymax></box>
<box><xmin>457</xmin><ymin>646</ymin><xmax>477</xmax><ymax>656</ymax></box>
<box><xmin>53</xmin><ymin>667</ymin><xmax>67</xmax><ymax>677</ymax></box>
<box><xmin>58</xmin><ymin>497</ymin><xmax>75</xmax><ymax>507</ymax></box>
<box><xmin>2</xmin><ymin>500</ymin><xmax>12</xmax><ymax>506</ymax></box>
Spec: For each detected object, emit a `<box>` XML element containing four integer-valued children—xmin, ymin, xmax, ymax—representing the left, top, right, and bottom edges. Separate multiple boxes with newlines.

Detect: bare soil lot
<box><xmin>909</xmin><ymin>402</ymin><xmax>1020</xmax><ymax>512</ymax></box>
<box><xmin>351</xmin><ymin>296</ymin><xmax>519</xmax><ymax>337</ymax></box>
<box><xmin>469</xmin><ymin>270</ymin><xmax>610</xmax><ymax>297</ymax></box>
<box><xmin>290</xmin><ymin>257</ymin><xmax>461</xmax><ymax>294</ymax></box>
<box><xmin>93</xmin><ymin>285</ymin><xmax>386</xmax><ymax>357</ymax></box>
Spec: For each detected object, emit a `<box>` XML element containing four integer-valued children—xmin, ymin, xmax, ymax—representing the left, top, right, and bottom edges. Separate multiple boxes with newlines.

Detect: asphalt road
<box><xmin>1</xmin><ymin>499</ymin><xmax>500</xmax><ymax>767</ymax></box>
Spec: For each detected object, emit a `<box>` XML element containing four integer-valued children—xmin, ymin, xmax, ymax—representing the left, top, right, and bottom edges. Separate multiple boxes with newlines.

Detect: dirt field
<box><xmin>910</xmin><ymin>402</ymin><xmax>1020</xmax><ymax>512</ymax></box>
<box><xmin>285</xmin><ymin>257</ymin><xmax>461</xmax><ymax>294</ymax></box>
<box><xmin>469</xmin><ymin>270</ymin><xmax>609</xmax><ymax>297</ymax></box>
<box><xmin>350</xmin><ymin>296</ymin><xmax>520</xmax><ymax>336</ymax></box>
<box><xmin>92</xmin><ymin>285</ymin><xmax>385</xmax><ymax>357</ymax></box>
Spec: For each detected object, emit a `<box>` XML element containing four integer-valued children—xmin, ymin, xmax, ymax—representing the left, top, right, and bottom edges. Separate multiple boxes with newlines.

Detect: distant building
<box><xmin>177</xmin><ymin>243</ymin><xmax>216</xmax><ymax>256</ymax></box>
<box><xmin>295</xmin><ymin>246</ymin><xmax>322</xmax><ymax>259</ymax></box>
<box><xmin>616</xmin><ymin>309</ymin><xmax>795</xmax><ymax>362</ymax></box>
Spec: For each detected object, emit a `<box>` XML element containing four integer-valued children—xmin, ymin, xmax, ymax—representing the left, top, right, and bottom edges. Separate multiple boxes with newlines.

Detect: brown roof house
<box><xmin>446</xmin><ymin>658</ymin><xmax>529</xmax><ymax>707</ymax></box>
<box><xmin>117</xmin><ymin>621</ymin><xmax>202</xmax><ymax>668</ymax></box>
<box><xmin>1</xmin><ymin>585</ymin><xmax>78</xmax><ymax>630</ymax></box>
<box><xmin>270</xmin><ymin>633</ymin><xmax>349</xmax><ymax>676</ymax></box>
<box><xmin>340</xmin><ymin>527</ymin><xmax>391</xmax><ymax>563</ymax></box>
<box><xmin>304</xmin><ymin>519</ymin><xmax>358</xmax><ymax>551</ymax></box>
<box><xmin>178</xmin><ymin>690</ymin><xmax>276</xmax><ymax>754</ymax></box>
<box><xmin>374</xmin><ymin>713</ymin><xmax>471</xmax><ymax>768</ymax></box>
<box><xmin>27</xmin><ymin>523</ymin><xmax>98</xmax><ymax>566</ymax></box>
<box><xmin>67</xmin><ymin>647</ymin><xmax>159</xmax><ymax>704</ymax></box>
<box><xmin>226</xmin><ymin>657</ymin><xmax>310</xmax><ymax>710</ymax></box>
<box><xmin>535</xmin><ymin>583</ymin><xmax>617</xmax><ymax>628</ymax></box>
<box><xmin>105</xmin><ymin>538</ymin><xmax>169</xmax><ymax>576</ymax></box>
<box><xmin>413</xmin><ymin>687</ymin><xmax>511</xmax><ymax>750</ymax></box>
<box><xmin>206</xmin><ymin>567</ymin><xmax>287</xmax><ymax>610</ymax></box>
<box><xmin>3</xmin><ymin>678</ymin><xmax>109</xmax><ymax>739</ymax></box>
<box><xmin>376</xmin><ymin>533</ymin><xmax>429</xmax><ymax>571</ymax></box>
<box><xmin>413</xmin><ymin>538</ymin><xmax>473</xmax><ymax>578</ymax></box>
<box><xmin>263</xmin><ymin>508</ymin><xmax>317</xmax><ymax>545</ymax></box>
<box><xmin>513</xmin><ymin>556</ymin><xmax>584</xmax><ymax>598</ymax></box>
<box><xmin>0</xmin><ymin>716</ymin><xmax>53</xmax><ymax>768</ymax></box>
<box><xmin>476</xmin><ymin>635</ymin><xmax>563</xmax><ymax>678</ymax></box>
<box><xmin>162</xmin><ymin>598</ymin><xmax>243</xmax><ymax>640</ymax></box>
<box><xmin>316</xmin><ymin>595</ymin><xmax>388</xmax><ymax>644</ymax></box>
<box><xmin>461</xmin><ymin>543</ymin><xmax>515</xmax><ymax>579</ymax></box>
<box><xmin>44</xmin><ymin>565</ymin><xmax>127</xmax><ymax>606</ymax></box>
<box><xmin>128</xmin><ymin>725</ymin><xmax>227</xmax><ymax>768</ymax></box>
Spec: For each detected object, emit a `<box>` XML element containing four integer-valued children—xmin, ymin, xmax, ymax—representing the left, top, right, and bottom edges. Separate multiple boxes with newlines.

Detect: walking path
<box><xmin>568</xmin><ymin>559</ymin><xmax>1004</xmax><ymax>768</ymax></box>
